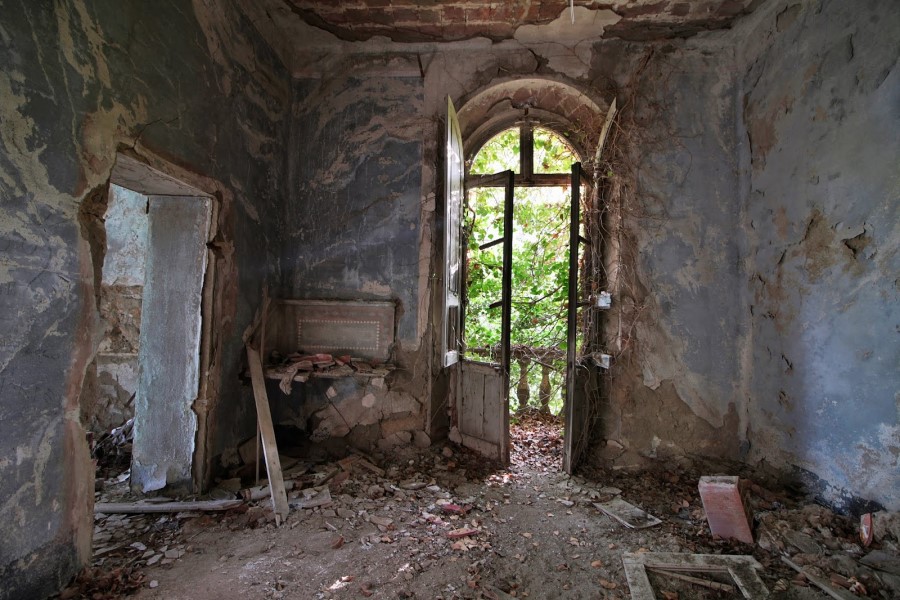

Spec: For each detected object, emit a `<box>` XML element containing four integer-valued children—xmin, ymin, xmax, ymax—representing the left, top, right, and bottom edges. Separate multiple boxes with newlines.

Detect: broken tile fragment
<box><xmin>698</xmin><ymin>476</ymin><xmax>754</xmax><ymax>544</ymax></box>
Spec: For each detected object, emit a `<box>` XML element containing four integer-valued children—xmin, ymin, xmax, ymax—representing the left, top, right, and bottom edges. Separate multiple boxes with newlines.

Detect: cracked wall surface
<box><xmin>281</xmin><ymin>54</ymin><xmax>433</xmax><ymax>449</ymax></box>
<box><xmin>736</xmin><ymin>0</ymin><xmax>900</xmax><ymax>511</ymax></box>
<box><xmin>0</xmin><ymin>1</ymin><xmax>290</xmax><ymax>597</ymax></box>
<box><xmin>1</xmin><ymin>1</ymin><xmax>897</xmax><ymax>595</ymax></box>
<box><xmin>588</xmin><ymin>35</ymin><xmax>748</xmax><ymax>466</ymax></box>
<box><xmin>285</xmin><ymin>60</ymin><xmax>424</xmax><ymax>346</ymax></box>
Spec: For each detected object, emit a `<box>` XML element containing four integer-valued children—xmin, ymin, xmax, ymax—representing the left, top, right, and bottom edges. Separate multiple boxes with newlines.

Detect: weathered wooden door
<box><xmin>452</xmin><ymin>170</ymin><xmax>514</xmax><ymax>465</ymax></box>
<box><xmin>442</xmin><ymin>98</ymin><xmax>464</xmax><ymax>369</ymax></box>
<box><xmin>455</xmin><ymin>360</ymin><xmax>509</xmax><ymax>462</ymax></box>
<box><xmin>444</xmin><ymin>97</ymin><xmax>512</xmax><ymax>464</ymax></box>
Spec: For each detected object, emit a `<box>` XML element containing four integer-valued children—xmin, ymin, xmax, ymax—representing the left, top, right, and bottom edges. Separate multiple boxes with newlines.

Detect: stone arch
<box><xmin>456</xmin><ymin>77</ymin><xmax>611</xmax><ymax>165</ymax></box>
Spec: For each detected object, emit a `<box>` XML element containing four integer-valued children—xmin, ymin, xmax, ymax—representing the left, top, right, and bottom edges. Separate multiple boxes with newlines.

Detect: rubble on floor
<box><xmin>90</xmin><ymin>417</ymin><xmax>134</xmax><ymax>481</ymax></box>
<box><xmin>61</xmin><ymin>414</ymin><xmax>900</xmax><ymax>599</ymax></box>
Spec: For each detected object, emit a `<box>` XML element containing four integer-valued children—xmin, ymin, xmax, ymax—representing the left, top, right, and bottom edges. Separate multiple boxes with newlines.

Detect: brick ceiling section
<box><xmin>282</xmin><ymin>1</ymin><xmax>760</xmax><ymax>42</ymax></box>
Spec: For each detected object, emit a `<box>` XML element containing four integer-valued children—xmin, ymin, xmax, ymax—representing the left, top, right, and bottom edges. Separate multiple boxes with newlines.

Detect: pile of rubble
<box><xmin>65</xmin><ymin>415</ymin><xmax>899</xmax><ymax>599</ymax></box>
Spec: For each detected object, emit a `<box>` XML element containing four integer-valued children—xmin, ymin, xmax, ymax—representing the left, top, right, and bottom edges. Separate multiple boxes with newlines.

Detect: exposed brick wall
<box><xmin>283</xmin><ymin>1</ymin><xmax>759</xmax><ymax>42</ymax></box>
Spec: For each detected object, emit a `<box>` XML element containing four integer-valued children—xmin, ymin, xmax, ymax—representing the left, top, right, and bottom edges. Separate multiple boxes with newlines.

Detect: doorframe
<box><xmin>108</xmin><ymin>153</ymin><xmax>217</xmax><ymax>492</ymax></box>
<box><xmin>454</xmin><ymin>120</ymin><xmax>590</xmax><ymax>470</ymax></box>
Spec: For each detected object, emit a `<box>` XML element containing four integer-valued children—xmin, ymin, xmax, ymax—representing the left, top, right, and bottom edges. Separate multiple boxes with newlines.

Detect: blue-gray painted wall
<box><xmin>284</xmin><ymin>68</ymin><xmax>425</xmax><ymax>347</ymax></box>
<box><xmin>0</xmin><ymin>1</ymin><xmax>290</xmax><ymax>597</ymax></box>
<box><xmin>737</xmin><ymin>0</ymin><xmax>900</xmax><ymax>511</ymax></box>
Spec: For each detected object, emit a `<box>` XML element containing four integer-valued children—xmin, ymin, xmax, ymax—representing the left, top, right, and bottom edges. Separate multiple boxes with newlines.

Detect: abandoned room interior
<box><xmin>1</xmin><ymin>0</ymin><xmax>898</xmax><ymax>598</ymax></box>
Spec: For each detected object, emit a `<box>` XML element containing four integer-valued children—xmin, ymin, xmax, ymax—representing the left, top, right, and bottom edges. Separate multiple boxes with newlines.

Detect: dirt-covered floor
<box><xmin>61</xmin><ymin>413</ymin><xmax>900</xmax><ymax>599</ymax></box>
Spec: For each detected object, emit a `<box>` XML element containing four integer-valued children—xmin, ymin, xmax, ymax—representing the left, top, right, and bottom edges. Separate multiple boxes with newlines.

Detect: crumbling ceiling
<box><xmin>274</xmin><ymin>0</ymin><xmax>762</xmax><ymax>42</ymax></box>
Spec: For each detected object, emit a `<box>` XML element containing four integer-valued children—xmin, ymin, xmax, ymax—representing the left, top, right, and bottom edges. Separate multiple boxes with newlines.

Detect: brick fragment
<box><xmin>698</xmin><ymin>475</ymin><xmax>754</xmax><ymax>544</ymax></box>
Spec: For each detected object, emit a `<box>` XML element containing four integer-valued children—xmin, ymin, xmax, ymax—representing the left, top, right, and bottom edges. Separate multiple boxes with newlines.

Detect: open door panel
<box><xmin>451</xmin><ymin>361</ymin><xmax>509</xmax><ymax>463</ymax></box>
<box><xmin>442</xmin><ymin>98</ymin><xmax>464</xmax><ymax>368</ymax></box>
<box><xmin>563</xmin><ymin>163</ymin><xmax>594</xmax><ymax>474</ymax></box>
<box><xmin>449</xmin><ymin>168</ymin><xmax>514</xmax><ymax>466</ymax></box>
<box><xmin>443</xmin><ymin>99</ymin><xmax>513</xmax><ymax>464</ymax></box>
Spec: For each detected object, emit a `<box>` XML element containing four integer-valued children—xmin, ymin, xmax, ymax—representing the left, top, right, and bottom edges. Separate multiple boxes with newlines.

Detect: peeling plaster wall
<box><xmin>267</xmin><ymin>0</ymin><xmax>896</xmax><ymax>511</ymax></box>
<box><xmin>285</xmin><ymin>60</ymin><xmax>424</xmax><ymax>346</ymax></box>
<box><xmin>0</xmin><ymin>1</ymin><xmax>290</xmax><ymax>597</ymax></box>
<box><xmin>279</xmin><ymin>18</ymin><xmax>747</xmax><ymax>462</ymax></box>
<box><xmin>280</xmin><ymin>55</ymin><xmax>430</xmax><ymax>449</ymax></box>
<box><xmin>736</xmin><ymin>0</ymin><xmax>900</xmax><ymax>511</ymax></box>
<box><xmin>589</xmin><ymin>37</ymin><xmax>747</xmax><ymax>464</ymax></box>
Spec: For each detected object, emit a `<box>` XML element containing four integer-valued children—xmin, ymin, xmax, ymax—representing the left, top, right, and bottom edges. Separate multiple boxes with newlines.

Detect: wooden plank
<box><xmin>594</xmin><ymin>498</ymin><xmax>662</xmax><ymax>529</ymax></box>
<box><xmin>247</xmin><ymin>345</ymin><xmax>289</xmax><ymax>525</ymax></box>
<box><xmin>482</xmin><ymin>373</ymin><xmax>503</xmax><ymax>445</ymax></box>
<box><xmin>647</xmin><ymin>568</ymin><xmax>735</xmax><ymax>593</ymax></box>
<box><xmin>95</xmin><ymin>499</ymin><xmax>243</xmax><ymax>514</ymax></box>
<box><xmin>260</xmin><ymin>287</ymin><xmax>269</xmax><ymax>362</ymax></box>
<box><xmin>637</xmin><ymin>553</ymin><xmax>763</xmax><ymax>572</ymax></box>
<box><xmin>256</xmin><ymin>289</ymin><xmax>269</xmax><ymax>486</ymax></box>
<box><xmin>728</xmin><ymin>564</ymin><xmax>771</xmax><ymax>599</ymax></box>
<box><xmin>460</xmin><ymin>365</ymin><xmax>485</xmax><ymax>438</ymax></box>
<box><xmin>781</xmin><ymin>555</ymin><xmax>855</xmax><ymax>600</ymax></box>
<box><xmin>623</xmin><ymin>555</ymin><xmax>657</xmax><ymax>600</ymax></box>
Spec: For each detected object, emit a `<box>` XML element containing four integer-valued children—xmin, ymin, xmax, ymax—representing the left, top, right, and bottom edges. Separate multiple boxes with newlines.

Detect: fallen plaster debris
<box><xmin>289</xmin><ymin>487</ymin><xmax>332</xmax><ymax>510</ymax></box>
<box><xmin>240</xmin><ymin>480</ymin><xmax>297</xmax><ymax>501</ymax></box>
<box><xmin>593</xmin><ymin>497</ymin><xmax>662</xmax><ymax>529</ymax></box>
<box><xmin>781</xmin><ymin>554</ymin><xmax>858</xmax><ymax>600</ymax></box>
<box><xmin>78</xmin><ymin>414</ymin><xmax>900</xmax><ymax>599</ymax></box>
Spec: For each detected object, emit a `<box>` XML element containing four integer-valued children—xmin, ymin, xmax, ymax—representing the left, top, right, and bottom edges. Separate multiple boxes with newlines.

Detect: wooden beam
<box><xmin>479</xmin><ymin>237</ymin><xmax>504</xmax><ymax>250</ymax></box>
<box><xmin>247</xmin><ymin>345</ymin><xmax>290</xmax><ymax>525</ymax></box>
<box><xmin>594</xmin><ymin>97</ymin><xmax>618</xmax><ymax>164</ymax></box>
<box><xmin>95</xmin><ymin>499</ymin><xmax>243</xmax><ymax>514</ymax></box>
<box><xmin>521</xmin><ymin>120</ymin><xmax>534</xmax><ymax>181</ymax></box>
<box><xmin>646</xmin><ymin>568</ymin><xmax>735</xmax><ymax>593</ymax></box>
<box><xmin>467</xmin><ymin>173</ymin><xmax>570</xmax><ymax>188</ymax></box>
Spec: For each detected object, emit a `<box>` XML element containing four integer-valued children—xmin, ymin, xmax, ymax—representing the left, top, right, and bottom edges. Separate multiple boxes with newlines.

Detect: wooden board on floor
<box><xmin>95</xmin><ymin>499</ymin><xmax>243</xmax><ymax>514</ymax></box>
<box><xmin>247</xmin><ymin>345</ymin><xmax>289</xmax><ymax>525</ymax></box>
<box><xmin>623</xmin><ymin>552</ymin><xmax>769</xmax><ymax>599</ymax></box>
<box><xmin>594</xmin><ymin>498</ymin><xmax>662</xmax><ymax>529</ymax></box>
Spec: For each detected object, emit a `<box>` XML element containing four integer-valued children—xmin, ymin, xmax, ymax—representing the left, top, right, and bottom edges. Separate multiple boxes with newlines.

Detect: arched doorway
<box><xmin>464</xmin><ymin>121</ymin><xmax>582</xmax><ymax>471</ymax></box>
<box><xmin>443</xmin><ymin>86</ymin><xmax>616</xmax><ymax>472</ymax></box>
<box><xmin>465</xmin><ymin>123</ymin><xmax>578</xmax><ymax>411</ymax></box>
